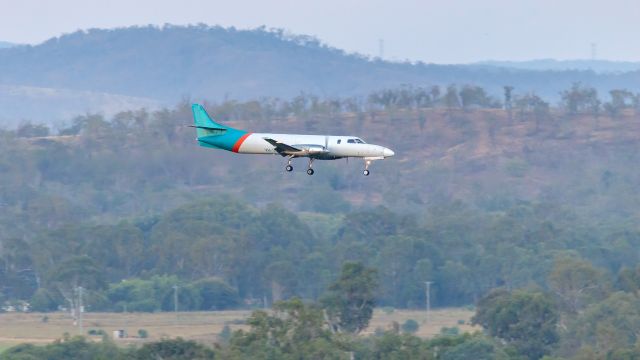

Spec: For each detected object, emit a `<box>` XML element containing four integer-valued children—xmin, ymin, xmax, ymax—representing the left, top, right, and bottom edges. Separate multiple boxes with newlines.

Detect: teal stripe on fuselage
<box><xmin>197</xmin><ymin>128</ymin><xmax>247</xmax><ymax>151</ymax></box>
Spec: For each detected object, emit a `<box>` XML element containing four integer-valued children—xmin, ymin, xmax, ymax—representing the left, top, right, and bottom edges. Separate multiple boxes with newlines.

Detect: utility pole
<box><xmin>173</xmin><ymin>285</ymin><xmax>179</xmax><ymax>322</ymax></box>
<box><xmin>424</xmin><ymin>281</ymin><xmax>433</xmax><ymax>324</ymax></box>
<box><xmin>77</xmin><ymin>286</ymin><xmax>84</xmax><ymax>335</ymax></box>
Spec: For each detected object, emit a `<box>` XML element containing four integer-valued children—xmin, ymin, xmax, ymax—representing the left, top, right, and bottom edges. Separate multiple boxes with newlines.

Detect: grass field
<box><xmin>0</xmin><ymin>308</ymin><xmax>476</xmax><ymax>351</ymax></box>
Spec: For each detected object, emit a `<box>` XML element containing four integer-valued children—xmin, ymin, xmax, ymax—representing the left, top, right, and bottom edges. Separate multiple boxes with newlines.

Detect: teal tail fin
<box><xmin>191</xmin><ymin>104</ymin><xmax>228</xmax><ymax>138</ymax></box>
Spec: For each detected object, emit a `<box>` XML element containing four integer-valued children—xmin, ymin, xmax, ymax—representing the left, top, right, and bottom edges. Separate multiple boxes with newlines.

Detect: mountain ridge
<box><xmin>0</xmin><ymin>41</ymin><xmax>18</xmax><ymax>48</ymax></box>
<box><xmin>0</xmin><ymin>25</ymin><xmax>639</xmax><ymax>126</ymax></box>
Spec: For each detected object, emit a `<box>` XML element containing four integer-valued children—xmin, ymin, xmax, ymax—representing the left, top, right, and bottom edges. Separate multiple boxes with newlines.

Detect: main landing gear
<box><xmin>284</xmin><ymin>157</ymin><xmax>372</xmax><ymax>176</ymax></box>
<box><xmin>307</xmin><ymin>158</ymin><xmax>314</xmax><ymax>176</ymax></box>
<box><xmin>285</xmin><ymin>156</ymin><xmax>293</xmax><ymax>172</ymax></box>
<box><xmin>284</xmin><ymin>157</ymin><xmax>314</xmax><ymax>175</ymax></box>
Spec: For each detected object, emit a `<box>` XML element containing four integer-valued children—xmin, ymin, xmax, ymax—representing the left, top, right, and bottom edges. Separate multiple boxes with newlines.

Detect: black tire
<box><xmin>307</xmin><ymin>168</ymin><xmax>314</xmax><ymax>175</ymax></box>
<box><xmin>363</xmin><ymin>169</ymin><xmax>370</xmax><ymax>176</ymax></box>
<box><xmin>285</xmin><ymin>165</ymin><xmax>293</xmax><ymax>172</ymax></box>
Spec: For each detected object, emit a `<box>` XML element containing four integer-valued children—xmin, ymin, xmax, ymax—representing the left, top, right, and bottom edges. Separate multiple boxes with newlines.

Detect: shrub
<box><xmin>401</xmin><ymin>319</ymin><xmax>420</xmax><ymax>334</ymax></box>
<box><xmin>218</xmin><ymin>325</ymin><xmax>231</xmax><ymax>343</ymax></box>
<box><xmin>440</xmin><ymin>326</ymin><xmax>460</xmax><ymax>336</ymax></box>
<box><xmin>382</xmin><ymin>306</ymin><xmax>395</xmax><ymax>314</ymax></box>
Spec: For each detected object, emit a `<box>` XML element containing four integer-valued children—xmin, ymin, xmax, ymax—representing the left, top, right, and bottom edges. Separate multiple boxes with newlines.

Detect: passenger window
<box><xmin>347</xmin><ymin>139</ymin><xmax>356</xmax><ymax>144</ymax></box>
<box><xmin>337</xmin><ymin>139</ymin><xmax>341</xmax><ymax>144</ymax></box>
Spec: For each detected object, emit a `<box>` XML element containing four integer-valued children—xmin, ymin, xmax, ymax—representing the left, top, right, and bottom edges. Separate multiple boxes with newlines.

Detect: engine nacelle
<box><xmin>296</xmin><ymin>144</ymin><xmax>329</xmax><ymax>155</ymax></box>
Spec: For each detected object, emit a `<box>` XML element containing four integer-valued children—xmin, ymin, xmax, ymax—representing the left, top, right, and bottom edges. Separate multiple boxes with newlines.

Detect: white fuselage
<box><xmin>237</xmin><ymin>133</ymin><xmax>393</xmax><ymax>159</ymax></box>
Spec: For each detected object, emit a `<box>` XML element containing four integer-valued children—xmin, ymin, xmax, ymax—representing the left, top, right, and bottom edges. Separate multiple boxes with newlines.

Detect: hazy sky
<box><xmin>1</xmin><ymin>0</ymin><xmax>639</xmax><ymax>63</ymax></box>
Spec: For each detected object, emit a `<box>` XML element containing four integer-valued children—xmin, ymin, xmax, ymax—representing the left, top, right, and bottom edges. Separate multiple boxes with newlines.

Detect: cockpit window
<box><xmin>355</xmin><ymin>139</ymin><xmax>366</xmax><ymax>144</ymax></box>
<box><xmin>347</xmin><ymin>139</ymin><xmax>356</xmax><ymax>144</ymax></box>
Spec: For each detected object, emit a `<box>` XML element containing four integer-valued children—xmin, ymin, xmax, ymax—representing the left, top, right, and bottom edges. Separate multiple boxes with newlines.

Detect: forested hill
<box><xmin>1</xmin><ymin>25</ymin><xmax>640</xmax><ymax>104</ymax></box>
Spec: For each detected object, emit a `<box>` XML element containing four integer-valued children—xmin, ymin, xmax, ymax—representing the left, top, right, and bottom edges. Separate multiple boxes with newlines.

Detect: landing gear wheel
<box><xmin>363</xmin><ymin>169</ymin><xmax>370</xmax><ymax>176</ymax></box>
<box><xmin>307</xmin><ymin>168</ymin><xmax>315</xmax><ymax>175</ymax></box>
<box><xmin>285</xmin><ymin>165</ymin><xmax>293</xmax><ymax>172</ymax></box>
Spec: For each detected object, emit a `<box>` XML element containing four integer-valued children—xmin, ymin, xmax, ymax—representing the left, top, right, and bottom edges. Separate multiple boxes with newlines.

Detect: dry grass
<box><xmin>0</xmin><ymin>308</ymin><xmax>476</xmax><ymax>350</ymax></box>
<box><xmin>366</xmin><ymin>308</ymin><xmax>477</xmax><ymax>337</ymax></box>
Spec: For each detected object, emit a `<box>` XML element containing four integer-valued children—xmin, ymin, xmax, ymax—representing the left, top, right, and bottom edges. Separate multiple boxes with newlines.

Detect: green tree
<box><xmin>2</xmin><ymin>336</ymin><xmax>127</xmax><ymax>360</ymax></box>
<box><xmin>189</xmin><ymin>277</ymin><xmax>240</xmax><ymax>310</ymax></box>
<box><xmin>322</xmin><ymin>262</ymin><xmax>378</xmax><ymax>334</ymax></box>
<box><xmin>433</xmin><ymin>333</ymin><xmax>508</xmax><ymax>360</ymax></box>
<box><xmin>560</xmin><ymin>83</ymin><xmax>601</xmax><ymax>116</ymax></box>
<box><xmin>29</xmin><ymin>288</ymin><xmax>59</xmax><ymax>312</ymax></box>
<box><xmin>459</xmin><ymin>85</ymin><xmax>499</xmax><ymax>110</ymax></box>
<box><xmin>367</xmin><ymin>331</ymin><xmax>430</xmax><ymax>360</ymax></box>
<box><xmin>444</xmin><ymin>85</ymin><xmax>461</xmax><ymax>109</ymax></box>
<box><xmin>49</xmin><ymin>255</ymin><xmax>106</xmax><ymax>312</ymax></box>
<box><xmin>504</xmin><ymin>86</ymin><xmax>514</xmax><ymax>111</ymax></box>
<box><xmin>603</xmin><ymin>89</ymin><xmax>634</xmax><ymax>118</ymax></box>
<box><xmin>573</xmin><ymin>292</ymin><xmax>640</xmax><ymax>354</ymax></box>
<box><xmin>225</xmin><ymin>298</ymin><xmax>349</xmax><ymax>359</ymax></box>
<box><xmin>472</xmin><ymin>289</ymin><xmax>559</xmax><ymax>359</ymax></box>
<box><xmin>616</xmin><ymin>266</ymin><xmax>640</xmax><ymax>294</ymax></box>
<box><xmin>547</xmin><ymin>257</ymin><xmax>609</xmax><ymax>313</ymax></box>
<box><xmin>133</xmin><ymin>338</ymin><xmax>215</xmax><ymax>360</ymax></box>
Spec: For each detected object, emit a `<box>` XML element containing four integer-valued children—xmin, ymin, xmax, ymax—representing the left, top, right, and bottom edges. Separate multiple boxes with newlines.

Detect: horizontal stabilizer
<box><xmin>188</xmin><ymin>124</ymin><xmax>226</xmax><ymax>131</ymax></box>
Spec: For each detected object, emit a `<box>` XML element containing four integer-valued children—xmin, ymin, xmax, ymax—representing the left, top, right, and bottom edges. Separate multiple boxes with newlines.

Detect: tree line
<box><xmin>7</xmin><ymin>83</ymin><xmax>640</xmax><ymax>138</ymax></box>
<box><xmin>5</xmin><ymin>259</ymin><xmax>640</xmax><ymax>359</ymax></box>
<box><xmin>3</xmin><ymin>196</ymin><xmax>640</xmax><ymax>316</ymax></box>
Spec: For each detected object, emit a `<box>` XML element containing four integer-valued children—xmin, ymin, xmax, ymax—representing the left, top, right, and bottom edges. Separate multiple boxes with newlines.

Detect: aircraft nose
<box><xmin>383</xmin><ymin>148</ymin><xmax>395</xmax><ymax>157</ymax></box>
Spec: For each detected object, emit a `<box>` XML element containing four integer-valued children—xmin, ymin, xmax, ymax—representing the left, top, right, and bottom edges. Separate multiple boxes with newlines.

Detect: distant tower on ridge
<box><xmin>378</xmin><ymin>38</ymin><xmax>384</xmax><ymax>59</ymax></box>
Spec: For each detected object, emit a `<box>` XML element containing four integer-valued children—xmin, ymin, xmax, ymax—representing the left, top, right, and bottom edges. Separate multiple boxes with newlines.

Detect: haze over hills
<box><xmin>1</xmin><ymin>25</ymin><xmax>640</xmax><ymax>126</ymax></box>
<box><xmin>0</xmin><ymin>85</ymin><xmax>160</xmax><ymax>129</ymax></box>
<box><xmin>476</xmin><ymin>59</ymin><xmax>640</xmax><ymax>73</ymax></box>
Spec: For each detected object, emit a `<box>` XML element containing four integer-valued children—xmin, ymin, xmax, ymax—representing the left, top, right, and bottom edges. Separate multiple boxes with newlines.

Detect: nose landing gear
<box><xmin>363</xmin><ymin>160</ymin><xmax>371</xmax><ymax>176</ymax></box>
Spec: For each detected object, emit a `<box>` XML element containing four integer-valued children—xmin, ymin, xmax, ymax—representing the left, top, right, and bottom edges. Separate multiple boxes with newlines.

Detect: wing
<box><xmin>263</xmin><ymin>138</ymin><xmax>302</xmax><ymax>156</ymax></box>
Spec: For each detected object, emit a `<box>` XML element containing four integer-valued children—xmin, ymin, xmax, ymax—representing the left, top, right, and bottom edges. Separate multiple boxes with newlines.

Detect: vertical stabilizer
<box><xmin>192</xmin><ymin>104</ymin><xmax>228</xmax><ymax>137</ymax></box>
<box><xmin>191</xmin><ymin>104</ymin><xmax>248</xmax><ymax>151</ymax></box>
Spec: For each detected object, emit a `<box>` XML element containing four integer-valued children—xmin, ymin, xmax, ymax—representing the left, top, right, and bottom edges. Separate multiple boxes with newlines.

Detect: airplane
<box><xmin>191</xmin><ymin>104</ymin><xmax>394</xmax><ymax>175</ymax></box>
